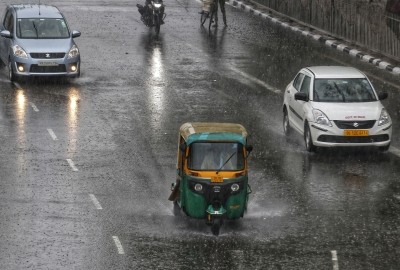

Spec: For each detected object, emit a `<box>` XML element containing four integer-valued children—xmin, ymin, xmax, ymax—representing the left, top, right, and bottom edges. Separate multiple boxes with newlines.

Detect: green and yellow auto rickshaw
<box><xmin>169</xmin><ymin>122</ymin><xmax>253</xmax><ymax>235</ymax></box>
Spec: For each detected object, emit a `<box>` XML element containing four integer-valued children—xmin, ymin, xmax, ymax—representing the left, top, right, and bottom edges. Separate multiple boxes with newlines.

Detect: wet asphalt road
<box><xmin>0</xmin><ymin>0</ymin><xmax>400</xmax><ymax>269</ymax></box>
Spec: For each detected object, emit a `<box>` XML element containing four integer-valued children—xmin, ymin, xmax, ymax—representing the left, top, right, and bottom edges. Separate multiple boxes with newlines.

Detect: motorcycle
<box><xmin>136</xmin><ymin>0</ymin><xmax>166</xmax><ymax>35</ymax></box>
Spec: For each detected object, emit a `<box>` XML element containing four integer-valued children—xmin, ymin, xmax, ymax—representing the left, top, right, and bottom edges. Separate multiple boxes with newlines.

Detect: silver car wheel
<box><xmin>8</xmin><ymin>61</ymin><xmax>15</xmax><ymax>82</ymax></box>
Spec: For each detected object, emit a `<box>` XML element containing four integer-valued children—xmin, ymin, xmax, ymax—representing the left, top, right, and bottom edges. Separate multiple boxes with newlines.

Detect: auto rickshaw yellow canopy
<box><xmin>179</xmin><ymin>122</ymin><xmax>248</xmax><ymax>145</ymax></box>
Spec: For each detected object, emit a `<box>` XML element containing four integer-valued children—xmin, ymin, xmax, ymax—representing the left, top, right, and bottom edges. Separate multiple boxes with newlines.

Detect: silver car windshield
<box><xmin>313</xmin><ymin>78</ymin><xmax>377</xmax><ymax>102</ymax></box>
<box><xmin>17</xmin><ymin>18</ymin><xmax>70</xmax><ymax>39</ymax></box>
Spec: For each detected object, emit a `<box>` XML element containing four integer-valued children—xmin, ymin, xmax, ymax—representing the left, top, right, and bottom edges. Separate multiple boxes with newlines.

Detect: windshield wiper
<box><xmin>32</xmin><ymin>21</ymin><xmax>38</xmax><ymax>38</ymax></box>
<box><xmin>333</xmin><ymin>82</ymin><xmax>345</xmax><ymax>102</ymax></box>
<box><xmin>216</xmin><ymin>151</ymin><xmax>236</xmax><ymax>174</ymax></box>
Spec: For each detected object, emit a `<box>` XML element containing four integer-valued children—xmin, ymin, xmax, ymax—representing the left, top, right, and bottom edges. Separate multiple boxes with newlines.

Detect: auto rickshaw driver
<box><xmin>200</xmin><ymin>144</ymin><xmax>236</xmax><ymax>171</ymax></box>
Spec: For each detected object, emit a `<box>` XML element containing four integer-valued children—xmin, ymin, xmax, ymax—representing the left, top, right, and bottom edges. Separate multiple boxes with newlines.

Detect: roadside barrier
<box><xmin>229</xmin><ymin>0</ymin><xmax>400</xmax><ymax>76</ymax></box>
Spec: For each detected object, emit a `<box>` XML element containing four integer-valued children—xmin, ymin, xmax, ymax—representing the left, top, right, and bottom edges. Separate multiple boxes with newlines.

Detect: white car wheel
<box><xmin>283</xmin><ymin>109</ymin><xmax>291</xmax><ymax>136</ymax></box>
<box><xmin>304</xmin><ymin>124</ymin><xmax>316</xmax><ymax>152</ymax></box>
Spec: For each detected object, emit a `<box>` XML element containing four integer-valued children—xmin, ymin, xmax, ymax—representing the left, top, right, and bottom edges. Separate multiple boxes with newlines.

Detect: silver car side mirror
<box><xmin>0</xmin><ymin>30</ymin><xmax>12</xmax><ymax>38</ymax></box>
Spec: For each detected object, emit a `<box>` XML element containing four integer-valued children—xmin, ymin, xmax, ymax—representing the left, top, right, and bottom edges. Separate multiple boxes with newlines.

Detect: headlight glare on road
<box><xmin>378</xmin><ymin>108</ymin><xmax>390</xmax><ymax>126</ymax></box>
<box><xmin>231</xmin><ymin>183</ymin><xmax>240</xmax><ymax>192</ymax></box>
<box><xmin>12</xmin><ymin>45</ymin><xmax>28</xmax><ymax>59</ymax></box>
<box><xmin>68</xmin><ymin>45</ymin><xmax>79</xmax><ymax>58</ymax></box>
<box><xmin>194</xmin><ymin>183</ymin><xmax>203</xmax><ymax>192</ymax></box>
<box><xmin>312</xmin><ymin>109</ymin><xmax>332</xmax><ymax>127</ymax></box>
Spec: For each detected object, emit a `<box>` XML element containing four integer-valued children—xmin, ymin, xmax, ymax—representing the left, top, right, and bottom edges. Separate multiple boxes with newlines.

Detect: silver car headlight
<box><xmin>378</xmin><ymin>108</ymin><xmax>390</xmax><ymax>126</ymax></box>
<box><xmin>67</xmin><ymin>45</ymin><xmax>79</xmax><ymax>58</ymax></box>
<box><xmin>312</xmin><ymin>109</ymin><xmax>332</xmax><ymax>127</ymax></box>
<box><xmin>12</xmin><ymin>45</ymin><xmax>28</xmax><ymax>59</ymax></box>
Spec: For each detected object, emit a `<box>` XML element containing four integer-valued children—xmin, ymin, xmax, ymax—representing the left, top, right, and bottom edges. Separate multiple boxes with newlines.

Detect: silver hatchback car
<box><xmin>0</xmin><ymin>4</ymin><xmax>81</xmax><ymax>81</ymax></box>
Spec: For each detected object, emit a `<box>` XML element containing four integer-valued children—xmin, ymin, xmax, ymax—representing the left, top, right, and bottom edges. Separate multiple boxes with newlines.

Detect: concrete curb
<box><xmin>229</xmin><ymin>0</ymin><xmax>400</xmax><ymax>76</ymax></box>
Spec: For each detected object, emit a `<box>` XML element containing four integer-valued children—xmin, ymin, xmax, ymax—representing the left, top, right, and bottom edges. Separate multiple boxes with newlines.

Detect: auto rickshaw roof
<box><xmin>179</xmin><ymin>122</ymin><xmax>248</xmax><ymax>145</ymax></box>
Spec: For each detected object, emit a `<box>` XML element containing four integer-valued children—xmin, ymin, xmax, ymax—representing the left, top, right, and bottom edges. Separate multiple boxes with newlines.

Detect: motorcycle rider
<box><xmin>137</xmin><ymin>0</ymin><xmax>164</xmax><ymax>25</ymax></box>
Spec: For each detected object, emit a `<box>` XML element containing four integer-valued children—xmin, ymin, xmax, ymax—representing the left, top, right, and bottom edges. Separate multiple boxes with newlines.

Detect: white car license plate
<box><xmin>38</xmin><ymin>61</ymin><xmax>58</xmax><ymax>66</ymax></box>
<box><xmin>343</xmin><ymin>129</ymin><xmax>369</xmax><ymax>136</ymax></box>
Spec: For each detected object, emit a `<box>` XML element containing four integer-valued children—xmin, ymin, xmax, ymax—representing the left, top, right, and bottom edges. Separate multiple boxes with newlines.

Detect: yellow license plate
<box><xmin>343</xmin><ymin>129</ymin><xmax>369</xmax><ymax>136</ymax></box>
<box><xmin>211</xmin><ymin>175</ymin><xmax>223</xmax><ymax>183</ymax></box>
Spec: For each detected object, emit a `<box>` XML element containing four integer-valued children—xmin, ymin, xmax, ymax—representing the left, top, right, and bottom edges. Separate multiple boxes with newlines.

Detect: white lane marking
<box><xmin>89</xmin><ymin>194</ymin><xmax>103</xmax><ymax>210</ymax></box>
<box><xmin>112</xmin><ymin>236</ymin><xmax>125</xmax><ymax>255</ymax></box>
<box><xmin>229</xmin><ymin>66</ymin><xmax>281</xmax><ymax>94</ymax></box>
<box><xmin>30</xmin><ymin>102</ymin><xmax>39</xmax><ymax>112</ymax></box>
<box><xmin>389</xmin><ymin>146</ymin><xmax>400</xmax><ymax>157</ymax></box>
<box><xmin>185</xmin><ymin>43</ymin><xmax>281</xmax><ymax>94</ymax></box>
<box><xmin>331</xmin><ymin>250</ymin><xmax>339</xmax><ymax>270</ymax></box>
<box><xmin>66</xmin><ymin>159</ymin><xmax>78</xmax><ymax>171</ymax></box>
<box><xmin>47</xmin><ymin>128</ymin><xmax>58</xmax><ymax>141</ymax></box>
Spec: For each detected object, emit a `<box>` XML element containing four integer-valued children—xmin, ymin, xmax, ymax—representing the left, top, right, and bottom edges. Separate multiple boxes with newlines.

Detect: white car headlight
<box><xmin>312</xmin><ymin>109</ymin><xmax>332</xmax><ymax>127</ymax></box>
<box><xmin>12</xmin><ymin>45</ymin><xmax>28</xmax><ymax>59</ymax></box>
<box><xmin>68</xmin><ymin>45</ymin><xmax>79</xmax><ymax>58</ymax></box>
<box><xmin>378</xmin><ymin>108</ymin><xmax>390</xmax><ymax>126</ymax></box>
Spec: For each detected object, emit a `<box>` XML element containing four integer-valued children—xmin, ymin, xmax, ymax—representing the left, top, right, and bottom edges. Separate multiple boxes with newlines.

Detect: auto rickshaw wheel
<box><xmin>173</xmin><ymin>201</ymin><xmax>181</xmax><ymax>216</ymax></box>
<box><xmin>211</xmin><ymin>218</ymin><xmax>222</xmax><ymax>236</ymax></box>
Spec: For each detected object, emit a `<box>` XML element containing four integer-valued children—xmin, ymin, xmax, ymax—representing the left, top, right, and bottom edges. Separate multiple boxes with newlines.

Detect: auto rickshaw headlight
<box><xmin>231</xmin><ymin>183</ymin><xmax>240</xmax><ymax>192</ymax></box>
<box><xmin>194</xmin><ymin>183</ymin><xmax>203</xmax><ymax>192</ymax></box>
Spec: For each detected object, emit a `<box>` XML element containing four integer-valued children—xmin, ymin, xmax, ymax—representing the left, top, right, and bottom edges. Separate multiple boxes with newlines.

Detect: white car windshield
<box><xmin>17</xmin><ymin>18</ymin><xmax>70</xmax><ymax>39</ymax></box>
<box><xmin>313</xmin><ymin>78</ymin><xmax>377</xmax><ymax>102</ymax></box>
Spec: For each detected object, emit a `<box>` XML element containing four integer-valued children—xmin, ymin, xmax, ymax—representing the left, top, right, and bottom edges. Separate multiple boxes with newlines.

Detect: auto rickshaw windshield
<box><xmin>188</xmin><ymin>142</ymin><xmax>245</xmax><ymax>171</ymax></box>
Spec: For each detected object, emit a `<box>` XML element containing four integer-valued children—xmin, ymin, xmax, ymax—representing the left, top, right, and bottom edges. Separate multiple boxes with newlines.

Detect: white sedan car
<box><xmin>282</xmin><ymin>66</ymin><xmax>392</xmax><ymax>152</ymax></box>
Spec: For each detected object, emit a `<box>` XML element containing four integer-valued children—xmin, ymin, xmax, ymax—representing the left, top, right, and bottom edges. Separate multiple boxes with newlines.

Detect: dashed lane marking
<box><xmin>47</xmin><ymin>128</ymin><xmax>58</xmax><ymax>141</ymax></box>
<box><xmin>229</xmin><ymin>66</ymin><xmax>281</xmax><ymax>94</ymax></box>
<box><xmin>30</xmin><ymin>102</ymin><xmax>39</xmax><ymax>112</ymax></box>
<box><xmin>184</xmin><ymin>43</ymin><xmax>281</xmax><ymax>94</ymax></box>
<box><xmin>389</xmin><ymin>146</ymin><xmax>400</xmax><ymax>158</ymax></box>
<box><xmin>112</xmin><ymin>236</ymin><xmax>125</xmax><ymax>255</ymax></box>
<box><xmin>89</xmin><ymin>194</ymin><xmax>103</xmax><ymax>210</ymax></box>
<box><xmin>331</xmin><ymin>250</ymin><xmax>339</xmax><ymax>270</ymax></box>
<box><xmin>66</xmin><ymin>159</ymin><xmax>78</xmax><ymax>172</ymax></box>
